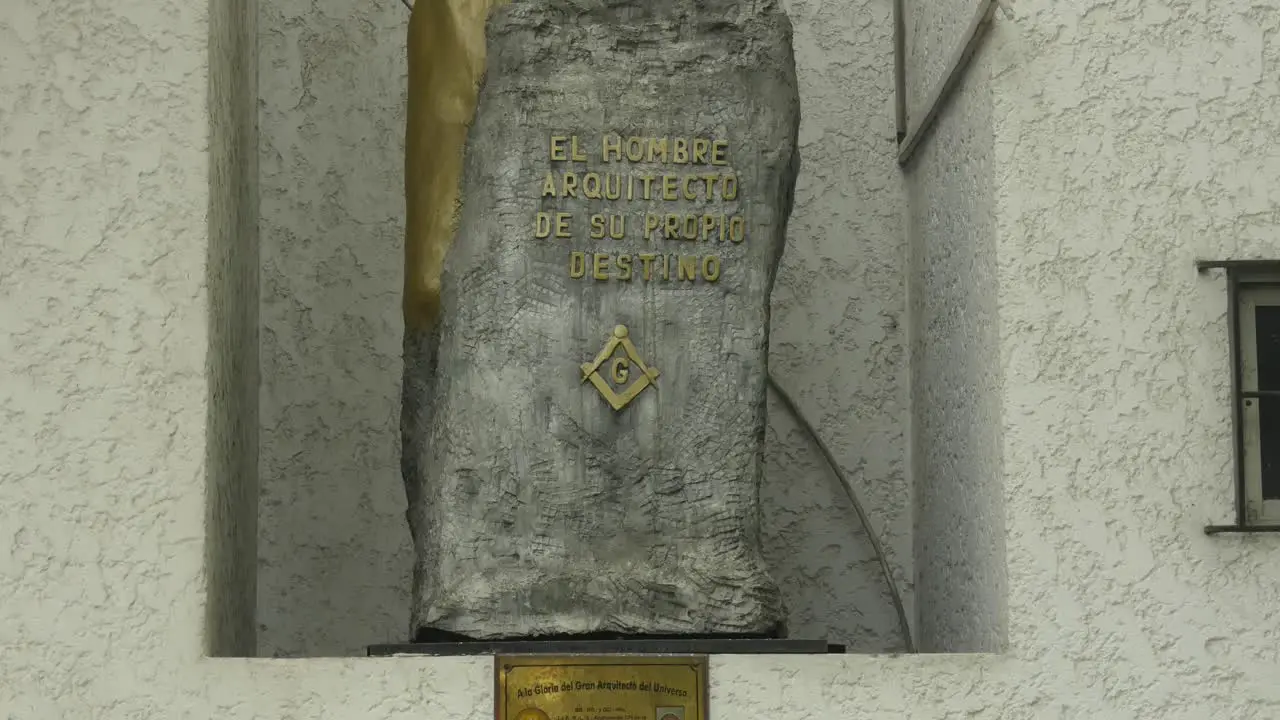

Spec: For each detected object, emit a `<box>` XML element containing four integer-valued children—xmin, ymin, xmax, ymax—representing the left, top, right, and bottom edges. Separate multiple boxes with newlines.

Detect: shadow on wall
<box><xmin>206</xmin><ymin>0</ymin><xmax>259</xmax><ymax>659</ymax></box>
<box><xmin>764</xmin><ymin>406</ymin><xmax>911</xmax><ymax>653</ymax></box>
<box><xmin>256</xmin><ymin>0</ymin><xmax>412</xmax><ymax>657</ymax></box>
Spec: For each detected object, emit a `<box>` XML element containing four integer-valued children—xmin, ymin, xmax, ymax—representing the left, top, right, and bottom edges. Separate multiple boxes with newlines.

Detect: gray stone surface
<box><xmin>402</xmin><ymin>0</ymin><xmax>801</xmax><ymax>639</ymax></box>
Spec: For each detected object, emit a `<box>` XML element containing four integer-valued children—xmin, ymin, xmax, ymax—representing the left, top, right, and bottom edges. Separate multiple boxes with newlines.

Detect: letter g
<box><xmin>610</xmin><ymin>357</ymin><xmax>630</xmax><ymax>384</ymax></box>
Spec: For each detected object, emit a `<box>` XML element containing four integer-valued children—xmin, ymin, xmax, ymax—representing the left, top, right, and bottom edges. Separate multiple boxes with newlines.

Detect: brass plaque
<box><xmin>495</xmin><ymin>655</ymin><xmax>707</xmax><ymax>720</ymax></box>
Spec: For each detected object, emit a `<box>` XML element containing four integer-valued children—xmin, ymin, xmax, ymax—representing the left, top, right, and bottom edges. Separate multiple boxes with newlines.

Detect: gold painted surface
<box><xmin>404</xmin><ymin>0</ymin><xmax>506</xmax><ymax>329</ymax></box>
<box><xmin>580</xmin><ymin>325</ymin><xmax>661</xmax><ymax>411</ymax></box>
<box><xmin>495</xmin><ymin>655</ymin><xmax>707</xmax><ymax>720</ymax></box>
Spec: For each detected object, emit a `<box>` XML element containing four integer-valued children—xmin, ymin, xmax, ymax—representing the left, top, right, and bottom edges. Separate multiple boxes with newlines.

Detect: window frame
<box><xmin>1201</xmin><ymin>260</ymin><xmax>1280</xmax><ymax>534</ymax></box>
<box><xmin>1239</xmin><ymin>282</ymin><xmax>1280</xmax><ymax>524</ymax></box>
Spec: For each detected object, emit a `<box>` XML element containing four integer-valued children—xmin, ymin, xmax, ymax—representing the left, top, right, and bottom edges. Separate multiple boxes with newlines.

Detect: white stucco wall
<box><xmin>903</xmin><ymin>0</ymin><xmax>979</xmax><ymax>118</ymax></box>
<box><xmin>763</xmin><ymin>0</ymin><xmax>911</xmax><ymax>653</ymax></box>
<box><xmin>1</xmin><ymin>0</ymin><xmax>219</xmax><ymax>703</ymax></box>
<box><xmin>9</xmin><ymin>0</ymin><xmax>1280</xmax><ymax>717</ymax></box>
<box><xmin>905</xmin><ymin>42</ymin><xmax>1006</xmax><ymax>652</ymax></box>
<box><xmin>911</xmin><ymin>0</ymin><xmax>1280</xmax><ymax>706</ymax></box>
<box><xmin>256</xmin><ymin>0</ymin><xmax>912</xmax><ymax>655</ymax></box>
<box><xmin>989</xmin><ymin>3</ymin><xmax>1280</xmax><ymax>696</ymax></box>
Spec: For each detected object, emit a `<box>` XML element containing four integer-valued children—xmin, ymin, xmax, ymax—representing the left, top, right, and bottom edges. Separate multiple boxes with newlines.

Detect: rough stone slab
<box><xmin>403</xmin><ymin>0</ymin><xmax>801</xmax><ymax>640</ymax></box>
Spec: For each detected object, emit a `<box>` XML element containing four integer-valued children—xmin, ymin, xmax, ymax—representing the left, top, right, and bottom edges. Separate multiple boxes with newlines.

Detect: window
<box><xmin>1240</xmin><ymin>284</ymin><xmax>1280</xmax><ymax>524</ymax></box>
<box><xmin>1201</xmin><ymin>261</ymin><xmax>1280</xmax><ymax>533</ymax></box>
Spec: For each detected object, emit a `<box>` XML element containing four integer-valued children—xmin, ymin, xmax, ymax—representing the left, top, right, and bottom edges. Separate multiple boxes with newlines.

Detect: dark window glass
<box><xmin>1261</xmin><ymin>398</ymin><xmax>1280</xmax><ymax>500</ymax></box>
<box><xmin>1256</xmin><ymin>306</ymin><xmax>1280</xmax><ymax>499</ymax></box>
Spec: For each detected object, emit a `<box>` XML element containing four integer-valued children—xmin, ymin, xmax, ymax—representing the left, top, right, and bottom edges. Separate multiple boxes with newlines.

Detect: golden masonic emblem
<box><xmin>581</xmin><ymin>325</ymin><xmax>660</xmax><ymax>411</ymax></box>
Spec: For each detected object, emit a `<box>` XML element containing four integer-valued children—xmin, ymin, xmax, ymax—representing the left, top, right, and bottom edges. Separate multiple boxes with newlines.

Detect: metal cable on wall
<box><xmin>767</xmin><ymin>376</ymin><xmax>916</xmax><ymax>653</ymax></box>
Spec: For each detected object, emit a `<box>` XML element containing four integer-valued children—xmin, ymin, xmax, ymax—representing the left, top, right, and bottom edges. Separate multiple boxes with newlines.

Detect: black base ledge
<box><xmin>368</xmin><ymin>638</ymin><xmax>844</xmax><ymax>657</ymax></box>
<box><xmin>1205</xmin><ymin>524</ymin><xmax>1280</xmax><ymax>535</ymax></box>
<box><xmin>1196</xmin><ymin>259</ymin><xmax>1280</xmax><ymax>272</ymax></box>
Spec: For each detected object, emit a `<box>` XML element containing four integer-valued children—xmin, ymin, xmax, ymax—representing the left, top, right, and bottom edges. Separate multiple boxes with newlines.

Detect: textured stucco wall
<box><xmin>12</xmin><ymin>0</ymin><xmax>1280</xmax><ymax>717</ymax></box>
<box><xmin>257</xmin><ymin>0</ymin><xmax>411</xmax><ymax>656</ymax></box>
<box><xmin>902</xmin><ymin>0</ymin><xmax>979</xmax><ymax>118</ymax></box>
<box><xmin>257</xmin><ymin>0</ymin><xmax>911</xmax><ymax>655</ymax></box>
<box><xmin>763</xmin><ymin>0</ymin><xmax>911</xmax><ymax>652</ymax></box>
<box><xmin>905</xmin><ymin>52</ymin><xmax>1006</xmax><ymax>652</ymax></box>
<box><xmin>0</xmin><ymin>0</ymin><xmax>216</xmax><ymax>706</ymax></box>
<box><xmin>988</xmin><ymin>7</ymin><xmax>1280</xmax><ymax>709</ymax></box>
<box><xmin>207</xmin><ymin>0</ymin><xmax>260</xmax><ymax>657</ymax></box>
<box><xmin>911</xmin><ymin>0</ymin><xmax>1280</xmax><ymax>709</ymax></box>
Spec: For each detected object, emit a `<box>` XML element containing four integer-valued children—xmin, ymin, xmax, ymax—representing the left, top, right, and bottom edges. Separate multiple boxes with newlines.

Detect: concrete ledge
<box><xmin>182</xmin><ymin>655</ymin><xmax>1015</xmax><ymax>719</ymax></box>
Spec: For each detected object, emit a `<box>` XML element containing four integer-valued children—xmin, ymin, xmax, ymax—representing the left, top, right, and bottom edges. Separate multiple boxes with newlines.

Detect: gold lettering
<box><xmin>701</xmin><ymin>215</ymin><xmax>717</xmax><ymax>240</ymax></box>
<box><xmin>722</xmin><ymin>174</ymin><xmax>738</xmax><ymax>200</ymax></box>
<box><xmin>644</xmin><ymin>214</ymin><xmax>660</xmax><ymax>240</ymax></box>
<box><xmin>702</xmin><ymin>255</ymin><xmax>721</xmax><ymax>282</ymax></box>
<box><xmin>682</xmin><ymin>175</ymin><xmax>699</xmax><ymax>200</ymax></box>
<box><xmin>693</xmin><ymin>138</ymin><xmax>710</xmax><ymax>164</ymax></box>
<box><xmin>590</xmin><ymin>214</ymin><xmax>606</xmax><ymax>239</ymax></box>
<box><xmin>673</xmin><ymin>138</ymin><xmax>689</xmax><ymax>163</ymax></box>
<box><xmin>609</xmin><ymin>214</ymin><xmax>625</xmax><ymax>239</ymax></box>
<box><xmin>711</xmin><ymin>140</ymin><xmax>728</xmax><ymax>165</ymax></box>
<box><xmin>701</xmin><ymin>173</ymin><xmax>718</xmax><ymax>197</ymax></box>
<box><xmin>638</xmin><ymin>253</ymin><xmax>656</xmax><ymax>280</ymax></box>
<box><xmin>664</xmin><ymin>214</ymin><xmax>680</xmax><ymax>240</ymax></box>
<box><xmin>639</xmin><ymin>175</ymin><xmax>655</xmax><ymax>200</ymax></box>
<box><xmin>678</xmin><ymin>255</ymin><xmax>698</xmax><ymax>280</ymax></box>
<box><xmin>562</xmin><ymin>172</ymin><xmax>578</xmax><ymax>197</ymax></box>
<box><xmin>603</xmin><ymin>134</ymin><xmax>622</xmax><ymax>162</ymax></box>
<box><xmin>541</xmin><ymin>173</ymin><xmax>557</xmax><ymax>197</ymax></box>
<box><xmin>569</xmin><ymin>251</ymin><xmax>586</xmax><ymax>278</ymax></box>
<box><xmin>610</xmin><ymin>356</ymin><xmax>630</xmax><ymax>384</ymax></box>
<box><xmin>555</xmin><ymin>213</ymin><xmax>571</xmax><ymax>238</ymax></box>
<box><xmin>550</xmin><ymin>135</ymin><xmax>568</xmax><ymax>161</ymax></box>
<box><xmin>535</xmin><ymin>212</ymin><xmax>552</xmax><ymax>239</ymax></box>
<box><xmin>662</xmin><ymin>254</ymin><xmax>670</xmax><ymax>280</ymax></box>
<box><xmin>662</xmin><ymin>175</ymin><xmax>678</xmax><ymax>201</ymax></box>
<box><xmin>570</xmin><ymin>135</ymin><xmax>587</xmax><ymax>161</ymax></box>
<box><xmin>647</xmin><ymin>138</ymin><xmax>668</xmax><ymax>163</ymax></box>
<box><xmin>729</xmin><ymin>215</ymin><xmax>745</xmax><ymax>242</ymax></box>
<box><xmin>625</xmin><ymin>137</ymin><xmax>645</xmax><ymax>162</ymax></box>
<box><xmin>593</xmin><ymin>253</ymin><xmax>610</xmax><ymax>280</ymax></box>
<box><xmin>583</xmin><ymin>172</ymin><xmax>602</xmax><ymax>199</ymax></box>
<box><xmin>604</xmin><ymin>173</ymin><xmax>621</xmax><ymax>200</ymax></box>
<box><xmin>616</xmin><ymin>254</ymin><xmax>633</xmax><ymax>280</ymax></box>
<box><xmin>682</xmin><ymin>215</ymin><xmax>698</xmax><ymax>240</ymax></box>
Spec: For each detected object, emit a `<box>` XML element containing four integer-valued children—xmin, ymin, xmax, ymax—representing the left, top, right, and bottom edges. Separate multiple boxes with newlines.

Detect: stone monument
<box><xmin>402</xmin><ymin>0</ymin><xmax>800</xmax><ymax>641</ymax></box>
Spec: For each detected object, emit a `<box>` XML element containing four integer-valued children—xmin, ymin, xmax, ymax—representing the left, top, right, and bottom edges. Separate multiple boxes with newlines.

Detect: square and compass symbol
<box><xmin>581</xmin><ymin>324</ymin><xmax>660</xmax><ymax>411</ymax></box>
